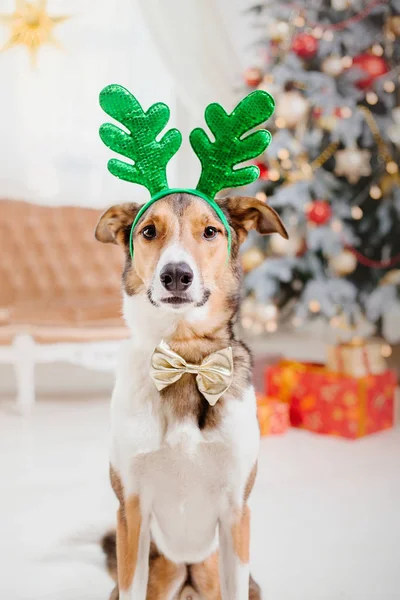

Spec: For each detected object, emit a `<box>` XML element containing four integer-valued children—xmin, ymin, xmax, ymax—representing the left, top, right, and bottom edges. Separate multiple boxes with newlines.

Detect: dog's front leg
<box><xmin>111</xmin><ymin>466</ymin><xmax>150</xmax><ymax>600</ymax></box>
<box><xmin>219</xmin><ymin>504</ymin><xmax>251</xmax><ymax>600</ymax></box>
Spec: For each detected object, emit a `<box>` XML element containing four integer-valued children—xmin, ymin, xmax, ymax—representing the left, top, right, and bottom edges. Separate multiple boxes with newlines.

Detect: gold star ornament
<box><xmin>0</xmin><ymin>0</ymin><xmax>70</xmax><ymax>65</ymax></box>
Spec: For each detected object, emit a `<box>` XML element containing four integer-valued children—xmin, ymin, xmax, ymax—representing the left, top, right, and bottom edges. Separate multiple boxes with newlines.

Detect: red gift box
<box><xmin>266</xmin><ymin>360</ymin><xmax>397</xmax><ymax>439</ymax></box>
<box><xmin>257</xmin><ymin>395</ymin><xmax>289</xmax><ymax>436</ymax></box>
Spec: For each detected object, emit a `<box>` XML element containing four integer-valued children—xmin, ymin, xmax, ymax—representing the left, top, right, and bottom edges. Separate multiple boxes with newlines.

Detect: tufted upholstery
<box><xmin>0</xmin><ymin>200</ymin><xmax>128</xmax><ymax>343</ymax></box>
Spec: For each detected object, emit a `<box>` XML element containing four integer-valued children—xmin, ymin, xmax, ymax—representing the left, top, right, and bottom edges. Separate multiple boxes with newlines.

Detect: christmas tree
<box><xmin>241</xmin><ymin>0</ymin><xmax>400</xmax><ymax>347</ymax></box>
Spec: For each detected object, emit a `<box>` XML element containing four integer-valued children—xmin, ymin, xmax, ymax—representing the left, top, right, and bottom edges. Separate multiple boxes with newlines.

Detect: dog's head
<box><xmin>95</xmin><ymin>192</ymin><xmax>287</xmax><ymax>318</ymax></box>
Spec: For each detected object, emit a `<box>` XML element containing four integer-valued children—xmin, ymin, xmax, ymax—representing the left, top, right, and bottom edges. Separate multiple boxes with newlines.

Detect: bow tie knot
<box><xmin>150</xmin><ymin>340</ymin><xmax>234</xmax><ymax>405</ymax></box>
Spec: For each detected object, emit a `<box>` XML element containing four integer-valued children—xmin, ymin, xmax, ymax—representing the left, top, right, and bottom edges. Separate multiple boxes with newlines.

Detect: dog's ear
<box><xmin>95</xmin><ymin>203</ymin><xmax>141</xmax><ymax>246</ymax></box>
<box><xmin>218</xmin><ymin>196</ymin><xmax>288</xmax><ymax>244</ymax></box>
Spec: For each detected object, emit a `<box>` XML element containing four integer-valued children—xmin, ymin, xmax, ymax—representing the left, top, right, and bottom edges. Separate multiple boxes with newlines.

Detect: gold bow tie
<box><xmin>150</xmin><ymin>340</ymin><xmax>234</xmax><ymax>406</ymax></box>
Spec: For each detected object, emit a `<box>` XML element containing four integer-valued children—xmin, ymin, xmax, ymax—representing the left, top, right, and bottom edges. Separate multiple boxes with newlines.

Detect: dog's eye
<box><xmin>203</xmin><ymin>226</ymin><xmax>218</xmax><ymax>240</ymax></box>
<box><xmin>142</xmin><ymin>225</ymin><xmax>157</xmax><ymax>240</ymax></box>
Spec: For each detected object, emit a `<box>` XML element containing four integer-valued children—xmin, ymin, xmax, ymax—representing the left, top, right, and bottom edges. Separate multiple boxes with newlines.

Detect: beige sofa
<box><xmin>0</xmin><ymin>200</ymin><xmax>128</xmax><ymax>413</ymax></box>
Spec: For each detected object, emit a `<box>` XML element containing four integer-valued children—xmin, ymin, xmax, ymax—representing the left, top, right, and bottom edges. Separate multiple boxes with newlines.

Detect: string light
<box><xmin>371</xmin><ymin>44</ymin><xmax>384</xmax><ymax>56</ymax></box>
<box><xmin>265</xmin><ymin>321</ymin><xmax>278</xmax><ymax>333</ymax></box>
<box><xmin>331</xmin><ymin>219</ymin><xmax>343</xmax><ymax>232</ymax></box>
<box><xmin>340</xmin><ymin>107</ymin><xmax>352</xmax><ymax>118</ymax></box>
<box><xmin>366</xmin><ymin>91</ymin><xmax>378</xmax><ymax>105</ymax></box>
<box><xmin>278</xmin><ymin>148</ymin><xmax>290</xmax><ymax>160</ymax></box>
<box><xmin>383</xmin><ymin>80</ymin><xmax>395</xmax><ymax>93</ymax></box>
<box><xmin>323</xmin><ymin>30</ymin><xmax>334</xmax><ymax>41</ymax></box>
<box><xmin>281</xmin><ymin>159</ymin><xmax>293</xmax><ymax>170</ymax></box>
<box><xmin>330</xmin><ymin>316</ymin><xmax>341</xmax><ymax>327</ymax></box>
<box><xmin>269</xmin><ymin>169</ymin><xmax>280</xmax><ymax>181</ymax></box>
<box><xmin>370</xmin><ymin>185</ymin><xmax>382</xmax><ymax>199</ymax></box>
<box><xmin>381</xmin><ymin>344</ymin><xmax>392</xmax><ymax>358</ymax></box>
<box><xmin>312</xmin><ymin>26</ymin><xmax>324</xmax><ymax>39</ymax></box>
<box><xmin>256</xmin><ymin>191</ymin><xmax>267</xmax><ymax>202</ymax></box>
<box><xmin>386</xmin><ymin>161</ymin><xmax>398</xmax><ymax>175</ymax></box>
<box><xmin>309</xmin><ymin>300</ymin><xmax>321</xmax><ymax>313</ymax></box>
<box><xmin>275</xmin><ymin>117</ymin><xmax>286</xmax><ymax>128</ymax></box>
<box><xmin>351</xmin><ymin>206</ymin><xmax>363</xmax><ymax>220</ymax></box>
<box><xmin>294</xmin><ymin>15</ymin><xmax>305</xmax><ymax>27</ymax></box>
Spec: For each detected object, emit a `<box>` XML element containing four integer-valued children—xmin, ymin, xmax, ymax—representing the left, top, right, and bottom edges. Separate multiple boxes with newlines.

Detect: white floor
<box><xmin>0</xmin><ymin>397</ymin><xmax>399</xmax><ymax>600</ymax></box>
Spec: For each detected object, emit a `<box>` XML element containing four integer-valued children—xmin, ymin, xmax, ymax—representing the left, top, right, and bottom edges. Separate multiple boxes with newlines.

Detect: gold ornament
<box><xmin>379</xmin><ymin>171</ymin><xmax>400</xmax><ymax>196</ymax></box>
<box><xmin>334</xmin><ymin>147</ymin><xmax>372</xmax><ymax>184</ymax></box>
<box><xmin>269</xmin><ymin>229</ymin><xmax>303</xmax><ymax>256</ymax></box>
<box><xmin>241</xmin><ymin>247</ymin><xmax>265</xmax><ymax>273</ymax></box>
<box><xmin>329</xmin><ymin>250</ymin><xmax>357</xmax><ymax>276</ymax></box>
<box><xmin>380</xmin><ymin>270</ymin><xmax>400</xmax><ymax>286</ymax></box>
<box><xmin>0</xmin><ymin>0</ymin><xmax>69</xmax><ymax>65</ymax></box>
<box><xmin>275</xmin><ymin>90</ymin><xmax>310</xmax><ymax>129</ymax></box>
<box><xmin>318</xmin><ymin>114</ymin><xmax>338</xmax><ymax>132</ymax></box>
<box><xmin>387</xmin><ymin>15</ymin><xmax>400</xmax><ymax>37</ymax></box>
<box><xmin>322</xmin><ymin>55</ymin><xmax>344</xmax><ymax>77</ymax></box>
<box><xmin>331</xmin><ymin>0</ymin><xmax>351</xmax><ymax>10</ymax></box>
<box><xmin>267</xmin><ymin>20</ymin><xmax>290</xmax><ymax>42</ymax></box>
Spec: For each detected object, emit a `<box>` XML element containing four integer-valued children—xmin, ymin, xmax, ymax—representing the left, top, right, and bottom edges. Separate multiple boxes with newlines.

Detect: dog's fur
<box><xmin>95</xmin><ymin>193</ymin><xmax>287</xmax><ymax>600</ymax></box>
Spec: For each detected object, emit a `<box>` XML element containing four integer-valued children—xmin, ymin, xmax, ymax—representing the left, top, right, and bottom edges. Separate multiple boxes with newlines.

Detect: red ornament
<box><xmin>244</xmin><ymin>67</ymin><xmax>263</xmax><ymax>87</ymax></box>
<box><xmin>291</xmin><ymin>34</ymin><xmax>319</xmax><ymax>59</ymax></box>
<box><xmin>255</xmin><ymin>160</ymin><xmax>269</xmax><ymax>180</ymax></box>
<box><xmin>352</xmin><ymin>53</ymin><xmax>389</xmax><ymax>89</ymax></box>
<box><xmin>307</xmin><ymin>200</ymin><xmax>332</xmax><ymax>225</ymax></box>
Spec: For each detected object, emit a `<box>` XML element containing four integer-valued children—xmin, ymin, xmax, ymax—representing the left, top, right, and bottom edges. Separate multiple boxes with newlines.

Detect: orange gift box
<box><xmin>257</xmin><ymin>395</ymin><xmax>289</xmax><ymax>436</ymax></box>
<box><xmin>265</xmin><ymin>360</ymin><xmax>397</xmax><ymax>439</ymax></box>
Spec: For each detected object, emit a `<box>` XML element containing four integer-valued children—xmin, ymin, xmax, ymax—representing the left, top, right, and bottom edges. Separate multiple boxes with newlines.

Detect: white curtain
<box><xmin>0</xmin><ymin>0</ymin><xmax>243</xmax><ymax>207</ymax></box>
<box><xmin>135</xmin><ymin>0</ymin><xmax>243</xmax><ymax>188</ymax></box>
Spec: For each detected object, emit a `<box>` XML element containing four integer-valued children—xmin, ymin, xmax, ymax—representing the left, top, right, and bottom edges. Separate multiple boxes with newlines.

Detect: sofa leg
<box><xmin>13</xmin><ymin>334</ymin><xmax>36</xmax><ymax>415</ymax></box>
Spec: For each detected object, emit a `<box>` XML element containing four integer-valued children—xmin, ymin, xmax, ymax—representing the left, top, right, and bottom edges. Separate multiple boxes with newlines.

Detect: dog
<box><xmin>95</xmin><ymin>191</ymin><xmax>288</xmax><ymax>600</ymax></box>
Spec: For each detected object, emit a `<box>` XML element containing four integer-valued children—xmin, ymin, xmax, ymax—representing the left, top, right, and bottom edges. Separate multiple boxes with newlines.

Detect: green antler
<box><xmin>190</xmin><ymin>90</ymin><xmax>275</xmax><ymax>199</ymax></box>
<box><xmin>99</xmin><ymin>84</ymin><xmax>182</xmax><ymax>196</ymax></box>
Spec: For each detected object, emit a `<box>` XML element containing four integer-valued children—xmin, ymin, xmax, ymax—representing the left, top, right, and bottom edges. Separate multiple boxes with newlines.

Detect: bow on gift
<box><xmin>150</xmin><ymin>340</ymin><xmax>234</xmax><ymax>405</ymax></box>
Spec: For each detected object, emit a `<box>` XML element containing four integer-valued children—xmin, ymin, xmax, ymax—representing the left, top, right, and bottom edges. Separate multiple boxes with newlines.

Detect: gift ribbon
<box><xmin>334</xmin><ymin>342</ymin><xmax>371</xmax><ymax>375</ymax></box>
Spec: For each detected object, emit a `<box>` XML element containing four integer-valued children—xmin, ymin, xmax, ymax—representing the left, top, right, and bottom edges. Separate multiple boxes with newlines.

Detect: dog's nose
<box><xmin>160</xmin><ymin>262</ymin><xmax>193</xmax><ymax>292</ymax></box>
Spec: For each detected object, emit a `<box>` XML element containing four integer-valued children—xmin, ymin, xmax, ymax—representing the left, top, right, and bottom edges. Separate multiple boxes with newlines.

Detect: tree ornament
<box><xmin>267</xmin><ymin>20</ymin><xmax>290</xmax><ymax>42</ymax></box>
<box><xmin>331</xmin><ymin>0</ymin><xmax>351</xmax><ymax>10</ymax></box>
<box><xmin>254</xmin><ymin>160</ymin><xmax>269</xmax><ymax>180</ymax></box>
<box><xmin>380</xmin><ymin>270</ymin><xmax>400</xmax><ymax>286</ymax></box>
<box><xmin>291</xmin><ymin>33</ymin><xmax>319</xmax><ymax>59</ymax></box>
<box><xmin>386</xmin><ymin>16</ymin><xmax>400</xmax><ymax>37</ymax></box>
<box><xmin>317</xmin><ymin>114</ymin><xmax>338</xmax><ymax>132</ymax></box>
<box><xmin>275</xmin><ymin>90</ymin><xmax>310</xmax><ymax>129</ymax></box>
<box><xmin>388</xmin><ymin>107</ymin><xmax>400</xmax><ymax>147</ymax></box>
<box><xmin>0</xmin><ymin>0</ymin><xmax>70</xmax><ymax>66</ymax></box>
<box><xmin>306</xmin><ymin>200</ymin><xmax>332</xmax><ymax>225</ymax></box>
<box><xmin>334</xmin><ymin>147</ymin><xmax>372</xmax><ymax>184</ymax></box>
<box><xmin>352</xmin><ymin>53</ymin><xmax>389</xmax><ymax>89</ymax></box>
<box><xmin>322</xmin><ymin>55</ymin><xmax>344</xmax><ymax>77</ymax></box>
<box><xmin>329</xmin><ymin>250</ymin><xmax>357</xmax><ymax>276</ymax></box>
<box><xmin>241</xmin><ymin>247</ymin><xmax>265</xmax><ymax>273</ymax></box>
<box><xmin>244</xmin><ymin>67</ymin><xmax>263</xmax><ymax>87</ymax></box>
<box><xmin>269</xmin><ymin>229</ymin><xmax>303</xmax><ymax>256</ymax></box>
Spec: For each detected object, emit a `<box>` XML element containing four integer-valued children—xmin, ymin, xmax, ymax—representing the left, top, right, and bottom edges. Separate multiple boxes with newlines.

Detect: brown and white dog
<box><xmin>95</xmin><ymin>192</ymin><xmax>288</xmax><ymax>600</ymax></box>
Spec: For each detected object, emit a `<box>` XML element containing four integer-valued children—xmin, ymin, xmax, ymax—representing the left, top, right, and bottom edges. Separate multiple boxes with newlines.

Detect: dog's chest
<box><xmin>110</xmin><ymin>338</ymin><xmax>259</xmax><ymax>563</ymax></box>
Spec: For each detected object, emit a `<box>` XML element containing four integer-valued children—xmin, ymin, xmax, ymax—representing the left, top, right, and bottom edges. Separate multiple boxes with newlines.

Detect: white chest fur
<box><xmin>110</xmin><ymin>294</ymin><xmax>260</xmax><ymax>564</ymax></box>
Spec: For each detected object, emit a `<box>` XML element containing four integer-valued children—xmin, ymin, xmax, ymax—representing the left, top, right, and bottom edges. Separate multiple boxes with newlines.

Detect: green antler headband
<box><xmin>99</xmin><ymin>84</ymin><xmax>275</xmax><ymax>258</ymax></box>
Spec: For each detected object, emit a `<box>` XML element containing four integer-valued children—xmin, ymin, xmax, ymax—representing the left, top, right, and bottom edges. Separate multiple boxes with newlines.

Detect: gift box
<box><xmin>257</xmin><ymin>395</ymin><xmax>289</xmax><ymax>436</ymax></box>
<box><xmin>327</xmin><ymin>338</ymin><xmax>387</xmax><ymax>377</ymax></box>
<box><xmin>266</xmin><ymin>360</ymin><xmax>397</xmax><ymax>439</ymax></box>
